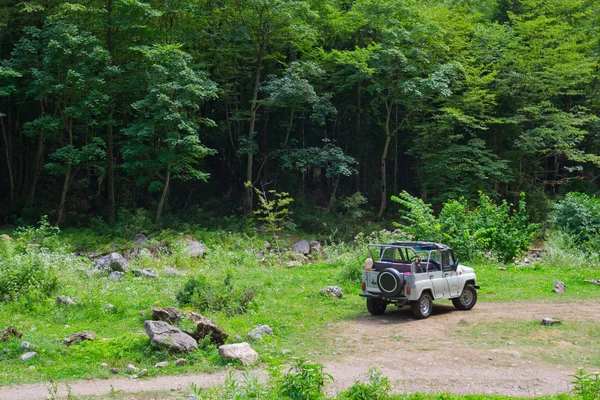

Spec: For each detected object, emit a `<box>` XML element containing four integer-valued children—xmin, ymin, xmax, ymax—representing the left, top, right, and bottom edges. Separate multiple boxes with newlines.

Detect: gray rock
<box><xmin>247</xmin><ymin>325</ymin><xmax>273</xmax><ymax>341</ymax></box>
<box><xmin>541</xmin><ymin>318</ymin><xmax>561</xmax><ymax>326</ymax></box>
<box><xmin>155</xmin><ymin>361</ymin><xmax>169</xmax><ymax>368</ymax></box>
<box><xmin>309</xmin><ymin>240</ymin><xmax>322</xmax><ymax>253</ymax></box>
<box><xmin>100</xmin><ymin>363</ymin><xmax>108</xmax><ymax>367</ymax></box>
<box><xmin>286</xmin><ymin>261</ymin><xmax>302</xmax><ymax>268</ymax></box>
<box><xmin>56</xmin><ymin>296</ymin><xmax>77</xmax><ymax>306</ymax></box>
<box><xmin>264</xmin><ymin>241</ymin><xmax>271</xmax><ymax>251</ymax></box>
<box><xmin>553</xmin><ymin>280</ymin><xmax>566</xmax><ymax>293</ymax></box>
<box><xmin>254</xmin><ymin>225</ymin><xmax>267</xmax><ymax>232</ymax></box>
<box><xmin>126</xmin><ymin>364</ymin><xmax>137</xmax><ymax>373</ymax></box>
<box><xmin>19</xmin><ymin>341</ymin><xmax>34</xmax><ymax>351</ymax></box>
<box><xmin>63</xmin><ymin>331</ymin><xmax>96</xmax><ymax>346</ymax></box>
<box><xmin>151</xmin><ymin>307</ymin><xmax>228</xmax><ymax>345</ymax></box>
<box><xmin>20</xmin><ymin>352</ymin><xmax>37</xmax><ymax>362</ymax></box>
<box><xmin>319</xmin><ymin>286</ymin><xmax>343</xmax><ymax>298</ymax></box>
<box><xmin>292</xmin><ymin>240</ymin><xmax>310</xmax><ymax>255</ymax></box>
<box><xmin>282</xmin><ymin>349</ymin><xmax>292</xmax><ymax>356</ymax></box>
<box><xmin>0</xmin><ymin>325</ymin><xmax>22</xmax><ymax>342</ymax></box>
<box><xmin>110</xmin><ymin>368</ymin><xmax>120</xmax><ymax>374</ymax></box>
<box><xmin>184</xmin><ymin>236</ymin><xmax>206</xmax><ymax>258</ymax></box>
<box><xmin>95</xmin><ymin>253</ymin><xmax>129</xmax><ymax>272</ymax></box>
<box><xmin>174</xmin><ymin>358</ymin><xmax>186</xmax><ymax>366</ymax></box>
<box><xmin>163</xmin><ymin>267</ymin><xmax>180</xmax><ymax>276</ymax></box>
<box><xmin>133</xmin><ymin>234</ymin><xmax>148</xmax><ymax>244</ymax></box>
<box><xmin>144</xmin><ymin>321</ymin><xmax>198</xmax><ymax>353</ymax></box>
<box><xmin>218</xmin><ymin>342</ymin><xmax>259</xmax><ymax>366</ymax></box>
<box><xmin>132</xmin><ymin>269</ymin><xmax>157</xmax><ymax>279</ymax></box>
<box><xmin>138</xmin><ymin>368</ymin><xmax>148</xmax><ymax>377</ymax></box>
<box><xmin>108</xmin><ymin>271</ymin><xmax>124</xmax><ymax>281</ymax></box>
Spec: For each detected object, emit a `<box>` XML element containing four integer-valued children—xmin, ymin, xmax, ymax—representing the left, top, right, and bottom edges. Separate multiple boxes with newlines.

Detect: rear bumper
<box><xmin>360</xmin><ymin>292</ymin><xmax>408</xmax><ymax>301</ymax></box>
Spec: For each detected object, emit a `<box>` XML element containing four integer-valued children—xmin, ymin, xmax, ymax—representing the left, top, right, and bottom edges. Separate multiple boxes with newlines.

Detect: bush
<box><xmin>551</xmin><ymin>192</ymin><xmax>600</xmax><ymax>250</ymax></box>
<box><xmin>176</xmin><ymin>272</ymin><xmax>256</xmax><ymax>315</ymax></box>
<box><xmin>278</xmin><ymin>360</ymin><xmax>332</xmax><ymax>400</ymax></box>
<box><xmin>0</xmin><ymin>250</ymin><xmax>61</xmax><ymax>302</ymax></box>
<box><xmin>337</xmin><ymin>368</ymin><xmax>391</xmax><ymax>400</ymax></box>
<box><xmin>571</xmin><ymin>368</ymin><xmax>600</xmax><ymax>400</ymax></box>
<box><xmin>392</xmin><ymin>191</ymin><xmax>538</xmax><ymax>263</ymax></box>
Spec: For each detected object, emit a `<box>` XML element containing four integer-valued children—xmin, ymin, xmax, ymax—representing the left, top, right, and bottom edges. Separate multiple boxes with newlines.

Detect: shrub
<box><xmin>571</xmin><ymin>368</ymin><xmax>600</xmax><ymax>399</ymax></box>
<box><xmin>392</xmin><ymin>191</ymin><xmax>538</xmax><ymax>263</ymax></box>
<box><xmin>0</xmin><ymin>250</ymin><xmax>61</xmax><ymax>301</ymax></box>
<box><xmin>176</xmin><ymin>272</ymin><xmax>256</xmax><ymax>315</ymax></box>
<box><xmin>278</xmin><ymin>360</ymin><xmax>332</xmax><ymax>400</ymax></box>
<box><xmin>551</xmin><ymin>192</ymin><xmax>600</xmax><ymax>250</ymax></box>
<box><xmin>337</xmin><ymin>368</ymin><xmax>391</xmax><ymax>400</ymax></box>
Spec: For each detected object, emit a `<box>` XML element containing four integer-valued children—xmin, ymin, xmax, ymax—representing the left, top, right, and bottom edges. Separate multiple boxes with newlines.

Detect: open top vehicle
<box><xmin>360</xmin><ymin>241</ymin><xmax>479</xmax><ymax>319</ymax></box>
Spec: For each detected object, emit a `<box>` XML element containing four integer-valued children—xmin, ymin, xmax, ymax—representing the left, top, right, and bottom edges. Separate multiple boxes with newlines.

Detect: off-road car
<box><xmin>360</xmin><ymin>241</ymin><xmax>478</xmax><ymax>319</ymax></box>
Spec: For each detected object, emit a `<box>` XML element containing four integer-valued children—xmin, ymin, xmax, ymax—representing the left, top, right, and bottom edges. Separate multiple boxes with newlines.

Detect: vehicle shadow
<box><xmin>348</xmin><ymin>302</ymin><xmax>457</xmax><ymax>325</ymax></box>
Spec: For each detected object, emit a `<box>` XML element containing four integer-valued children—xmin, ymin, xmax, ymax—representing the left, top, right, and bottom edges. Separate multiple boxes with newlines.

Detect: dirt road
<box><xmin>2</xmin><ymin>301</ymin><xmax>598</xmax><ymax>399</ymax></box>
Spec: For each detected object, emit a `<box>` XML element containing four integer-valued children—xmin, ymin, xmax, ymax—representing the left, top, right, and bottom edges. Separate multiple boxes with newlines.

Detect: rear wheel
<box><xmin>411</xmin><ymin>291</ymin><xmax>433</xmax><ymax>319</ymax></box>
<box><xmin>366</xmin><ymin>297</ymin><xmax>387</xmax><ymax>315</ymax></box>
<box><xmin>452</xmin><ymin>284</ymin><xmax>477</xmax><ymax>310</ymax></box>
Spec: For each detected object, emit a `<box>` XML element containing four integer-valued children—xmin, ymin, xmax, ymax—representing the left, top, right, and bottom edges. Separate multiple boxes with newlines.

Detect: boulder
<box><xmin>292</xmin><ymin>240</ymin><xmax>310</xmax><ymax>255</ymax></box>
<box><xmin>264</xmin><ymin>241</ymin><xmax>271</xmax><ymax>251</ymax></box>
<box><xmin>188</xmin><ymin>312</ymin><xmax>228</xmax><ymax>345</ymax></box>
<box><xmin>553</xmin><ymin>280</ymin><xmax>566</xmax><ymax>293</ymax></box>
<box><xmin>19</xmin><ymin>341</ymin><xmax>34</xmax><ymax>351</ymax></box>
<box><xmin>144</xmin><ymin>321</ymin><xmax>197</xmax><ymax>353</ymax></box>
<box><xmin>151</xmin><ymin>307</ymin><xmax>184</xmax><ymax>324</ymax></box>
<box><xmin>126</xmin><ymin>364</ymin><xmax>137</xmax><ymax>373</ymax></box>
<box><xmin>247</xmin><ymin>325</ymin><xmax>273</xmax><ymax>341</ymax></box>
<box><xmin>20</xmin><ymin>352</ymin><xmax>37</xmax><ymax>362</ymax></box>
<box><xmin>174</xmin><ymin>358</ymin><xmax>186</xmax><ymax>366</ymax></box>
<box><xmin>184</xmin><ymin>236</ymin><xmax>206</xmax><ymax>258</ymax></box>
<box><xmin>56</xmin><ymin>296</ymin><xmax>77</xmax><ymax>306</ymax></box>
<box><xmin>151</xmin><ymin>307</ymin><xmax>228</xmax><ymax>345</ymax></box>
<box><xmin>155</xmin><ymin>361</ymin><xmax>169</xmax><ymax>368</ymax></box>
<box><xmin>133</xmin><ymin>234</ymin><xmax>148</xmax><ymax>244</ymax></box>
<box><xmin>108</xmin><ymin>271</ymin><xmax>124</xmax><ymax>282</ymax></box>
<box><xmin>319</xmin><ymin>286</ymin><xmax>343</xmax><ymax>298</ymax></box>
<box><xmin>110</xmin><ymin>368</ymin><xmax>120</xmax><ymax>374</ymax></box>
<box><xmin>95</xmin><ymin>253</ymin><xmax>129</xmax><ymax>272</ymax></box>
<box><xmin>63</xmin><ymin>331</ymin><xmax>96</xmax><ymax>346</ymax></box>
<box><xmin>309</xmin><ymin>240</ymin><xmax>322</xmax><ymax>253</ymax></box>
<box><xmin>0</xmin><ymin>326</ymin><xmax>22</xmax><ymax>342</ymax></box>
<box><xmin>132</xmin><ymin>269</ymin><xmax>157</xmax><ymax>279</ymax></box>
<box><xmin>541</xmin><ymin>318</ymin><xmax>561</xmax><ymax>326</ymax></box>
<box><xmin>218</xmin><ymin>342</ymin><xmax>259</xmax><ymax>366</ymax></box>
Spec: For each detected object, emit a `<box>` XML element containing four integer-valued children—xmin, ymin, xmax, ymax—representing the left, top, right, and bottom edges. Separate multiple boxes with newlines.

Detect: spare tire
<box><xmin>377</xmin><ymin>268</ymin><xmax>405</xmax><ymax>297</ymax></box>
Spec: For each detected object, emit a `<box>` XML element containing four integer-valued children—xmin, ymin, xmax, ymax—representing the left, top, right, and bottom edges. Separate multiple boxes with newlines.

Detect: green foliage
<box><xmin>279</xmin><ymin>360</ymin><xmax>332</xmax><ymax>400</ymax></box>
<box><xmin>550</xmin><ymin>192</ymin><xmax>600</xmax><ymax>250</ymax></box>
<box><xmin>392</xmin><ymin>191</ymin><xmax>537</xmax><ymax>263</ymax></box>
<box><xmin>571</xmin><ymin>368</ymin><xmax>600</xmax><ymax>400</ymax></box>
<box><xmin>176</xmin><ymin>272</ymin><xmax>256</xmax><ymax>315</ymax></box>
<box><xmin>341</xmin><ymin>192</ymin><xmax>368</xmax><ymax>220</ymax></box>
<box><xmin>337</xmin><ymin>368</ymin><xmax>391</xmax><ymax>400</ymax></box>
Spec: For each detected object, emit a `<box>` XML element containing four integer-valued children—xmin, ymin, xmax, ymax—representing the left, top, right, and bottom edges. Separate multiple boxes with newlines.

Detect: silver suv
<box><xmin>360</xmin><ymin>241</ymin><xmax>479</xmax><ymax>319</ymax></box>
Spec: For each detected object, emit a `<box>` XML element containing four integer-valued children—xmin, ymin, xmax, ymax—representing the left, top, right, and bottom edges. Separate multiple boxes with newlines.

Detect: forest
<box><xmin>0</xmin><ymin>0</ymin><xmax>599</xmax><ymax>226</ymax></box>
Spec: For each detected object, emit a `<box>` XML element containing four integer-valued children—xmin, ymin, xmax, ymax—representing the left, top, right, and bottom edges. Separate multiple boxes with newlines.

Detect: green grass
<box><xmin>1</xmin><ymin>227</ymin><xmax>600</xmax><ymax>388</ymax></box>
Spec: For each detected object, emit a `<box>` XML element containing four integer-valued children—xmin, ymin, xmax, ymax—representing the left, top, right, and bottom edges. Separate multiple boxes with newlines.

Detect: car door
<box><xmin>442</xmin><ymin>251</ymin><xmax>460</xmax><ymax>297</ymax></box>
<box><xmin>427</xmin><ymin>251</ymin><xmax>446</xmax><ymax>299</ymax></box>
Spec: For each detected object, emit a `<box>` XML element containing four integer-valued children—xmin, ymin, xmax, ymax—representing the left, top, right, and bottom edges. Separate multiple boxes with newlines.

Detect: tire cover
<box><xmin>377</xmin><ymin>268</ymin><xmax>405</xmax><ymax>297</ymax></box>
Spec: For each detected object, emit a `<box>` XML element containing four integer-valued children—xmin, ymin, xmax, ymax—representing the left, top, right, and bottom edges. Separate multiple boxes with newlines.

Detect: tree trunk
<box><xmin>378</xmin><ymin>134</ymin><xmax>392</xmax><ymax>219</ymax></box>
<box><xmin>56</xmin><ymin>163</ymin><xmax>72</xmax><ymax>226</ymax></box>
<box><xmin>106</xmin><ymin>108</ymin><xmax>115</xmax><ymax>222</ymax></box>
<box><xmin>29</xmin><ymin>102</ymin><xmax>46</xmax><ymax>202</ymax></box>
<box><xmin>106</xmin><ymin>0</ymin><xmax>115</xmax><ymax>222</ymax></box>
<box><xmin>243</xmin><ymin>52</ymin><xmax>264</xmax><ymax>215</ymax></box>
<box><xmin>1</xmin><ymin>117</ymin><xmax>14</xmax><ymax>202</ymax></box>
<box><xmin>156</xmin><ymin>167</ymin><xmax>171</xmax><ymax>222</ymax></box>
<box><xmin>327</xmin><ymin>177</ymin><xmax>340</xmax><ymax>212</ymax></box>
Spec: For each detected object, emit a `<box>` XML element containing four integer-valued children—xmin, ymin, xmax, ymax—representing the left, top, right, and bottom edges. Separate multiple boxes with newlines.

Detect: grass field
<box><xmin>1</xmin><ymin>226</ymin><xmax>600</xmax><ymax>398</ymax></box>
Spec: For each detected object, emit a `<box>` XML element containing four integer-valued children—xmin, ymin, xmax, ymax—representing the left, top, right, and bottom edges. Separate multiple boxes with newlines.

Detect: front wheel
<box><xmin>452</xmin><ymin>284</ymin><xmax>477</xmax><ymax>310</ymax></box>
<box><xmin>411</xmin><ymin>291</ymin><xmax>433</xmax><ymax>319</ymax></box>
<box><xmin>366</xmin><ymin>297</ymin><xmax>387</xmax><ymax>315</ymax></box>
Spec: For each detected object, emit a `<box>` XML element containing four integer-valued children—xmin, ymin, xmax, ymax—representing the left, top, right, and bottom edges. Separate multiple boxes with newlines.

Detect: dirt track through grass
<box><xmin>2</xmin><ymin>300</ymin><xmax>599</xmax><ymax>399</ymax></box>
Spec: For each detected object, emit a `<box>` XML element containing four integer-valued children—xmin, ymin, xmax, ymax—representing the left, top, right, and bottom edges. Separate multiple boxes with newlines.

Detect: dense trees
<box><xmin>0</xmin><ymin>0</ymin><xmax>598</xmax><ymax>225</ymax></box>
